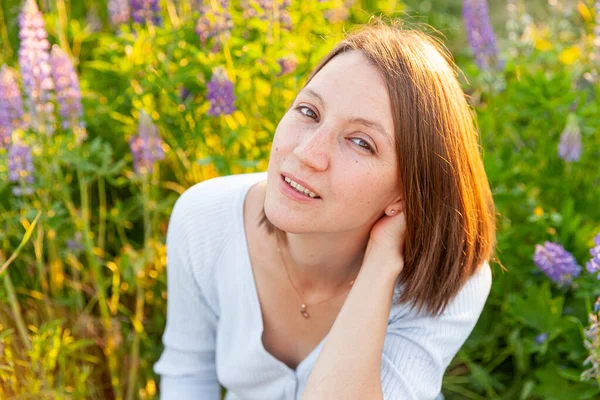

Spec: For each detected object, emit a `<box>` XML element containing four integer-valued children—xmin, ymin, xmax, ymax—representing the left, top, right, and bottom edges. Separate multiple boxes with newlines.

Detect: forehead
<box><xmin>303</xmin><ymin>51</ymin><xmax>392</xmax><ymax>122</ymax></box>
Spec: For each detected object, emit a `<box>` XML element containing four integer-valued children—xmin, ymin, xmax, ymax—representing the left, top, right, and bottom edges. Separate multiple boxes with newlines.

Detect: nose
<box><xmin>292</xmin><ymin>129</ymin><xmax>330</xmax><ymax>171</ymax></box>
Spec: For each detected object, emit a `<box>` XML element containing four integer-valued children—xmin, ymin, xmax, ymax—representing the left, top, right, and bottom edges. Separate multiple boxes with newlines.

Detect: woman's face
<box><xmin>264</xmin><ymin>50</ymin><xmax>401</xmax><ymax>233</ymax></box>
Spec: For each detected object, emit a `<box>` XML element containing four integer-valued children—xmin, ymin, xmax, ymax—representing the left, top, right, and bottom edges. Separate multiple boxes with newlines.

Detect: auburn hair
<box><xmin>259</xmin><ymin>18</ymin><xmax>497</xmax><ymax>317</ymax></box>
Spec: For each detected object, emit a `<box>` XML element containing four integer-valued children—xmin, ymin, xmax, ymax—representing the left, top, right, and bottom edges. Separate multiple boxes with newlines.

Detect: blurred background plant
<box><xmin>0</xmin><ymin>0</ymin><xmax>599</xmax><ymax>399</ymax></box>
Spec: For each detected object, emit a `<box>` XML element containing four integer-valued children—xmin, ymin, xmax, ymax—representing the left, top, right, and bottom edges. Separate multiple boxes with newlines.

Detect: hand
<box><xmin>364</xmin><ymin>210</ymin><xmax>407</xmax><ymax>275</ymax></box>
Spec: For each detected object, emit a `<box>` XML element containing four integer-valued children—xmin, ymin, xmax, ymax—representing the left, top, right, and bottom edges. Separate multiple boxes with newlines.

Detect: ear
<box><xmin>386</xmin><ymin>195</ymin><xmax>404</xmax><ymax>215</ymax></box>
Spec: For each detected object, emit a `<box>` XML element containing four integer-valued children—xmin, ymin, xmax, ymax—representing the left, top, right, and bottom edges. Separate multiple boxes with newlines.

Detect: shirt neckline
<box><xmin>237</xmin><ymin>173</ymin><xmax>328</xmax><ymax>379</ymax></box>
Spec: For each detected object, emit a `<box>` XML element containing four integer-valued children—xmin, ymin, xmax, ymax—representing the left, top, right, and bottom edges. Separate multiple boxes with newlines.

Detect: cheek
<box><xmin>341</xmin><ymin>174</ymin><xmax>387</xmax><ymax>206</ymax></box>
<box><xmin>273</xmin><ymin>122</ymin><xmax>301</xmax><ymax>152</ymax></box>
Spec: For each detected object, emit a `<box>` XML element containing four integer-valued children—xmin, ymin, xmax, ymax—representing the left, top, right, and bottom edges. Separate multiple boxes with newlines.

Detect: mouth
<box><xmin>280</xmin><ymin>174</ymin><xmax>322</xmax><ymax>200</ymax></box>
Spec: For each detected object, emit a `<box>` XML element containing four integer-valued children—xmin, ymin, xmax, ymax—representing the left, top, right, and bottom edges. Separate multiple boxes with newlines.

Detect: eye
<box><xmin>296</xmin><ymin>105</ymin><xmax>319</xmax><ymax>121</ymax></box>
<box><xmin>295</xmin><ymin>105</ymin><xmax>375</xmax><ymax>155</ymax></box>
<box><xmin>350</xmin><ymin>138</ymin><xmax>375</xmax><ymax>154</ymax></box>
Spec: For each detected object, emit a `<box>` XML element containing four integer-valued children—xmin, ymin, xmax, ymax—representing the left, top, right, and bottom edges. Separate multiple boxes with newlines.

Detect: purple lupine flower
<box><xmin>505</xmin><ymin>0</ymin><xmax>519</xmax><ymax>42</ymax></box>
<box><xmin>86</xmin><ymin>6</ymin><xmax>103</xmax><ymax>33</ymax></box>
<box><xmin>277</xmin><ymin>56</ymin><xmax>297</xmax><ymax>76</ymax></box>
<box><xmin>558</xmin><ymin>113</ymin><xmax>582</xmax><ymax>162</ymax></box>
<box><xmin>533</xmin><ymin>241</ymin><xmax>582</xmax><ymax>285</ymax></box>
<box><xmin>535</xmin><ymin>332</ymin><xmax>549</xmax><ymax>344</ymax></box>
<box><xmin>66</xmin><ymin>231</ymin><xmax>85</xmax><ymax>255</ymax></box>
<box><xmin>256</xmin><ymin>0</ymin><xmax>273</xmax><ymax>10</ymax></box>
<box><xmin>195</xmin><ymin>4</ymin><xmax>233</xmax><ymax>52</ymax></box>
<box><xmin>0</xmin><ymin>65</ymin><xmax>25</xmax><ymax>149</ymax></box>
<box><xmin>50</xmin><ymin>45</ymin><xmax>86</xmax><ymax>137</ymax></box>
<box><xmin>240</xmin><ymin>0</ymin><xmax>258</xmax><ymax>19</ymax></box>
<box><xmin>207</xmin><ymin>67</ymin><xmax>235</xmax><ymax>116</ymax></box>
<box><xmin>462</xmin><ymin>0</ymin><xmax>502</xmax><ymax>71</ymax></box>
<box><xmin>129</xmin><ymin>111</ymin><xmax>165</xmax><ymax>175</ymax></box>
<box><xmin>595</xmin><ymin>1</ymin><xmax>600</xmax><ymax>42</ymax></box>
<box><xmin>240</xmin><ymin>0</ymin><xmax>292</xmax><ymax>29</ymax></box>
<box><xmin>108</xmin><ymin>0</ymin><xmax>131</xmax><ymax>26</ymax></box>
<box><xmin>18</xmin><ymin>0</ymin><xmax>55</xmax><ymax>135</ymax></box>
<box><xmin>324</xmin><ymin>7</ymin><xmax>349</xmax><ymax>24</ymax></box>
<box><xmin>279</xmin><ymin>10</ymin><xmax>292</xmax><ymax>30</ymax></box>
<box><xmin>179</xmin><ymin>86</ymin><xmax>191</xmax><ymax>101</ymax></box>
<box><xmin>130</xmin><ymin>0</ymin><xmax>161</xmax><ymax>26</ymax></box>
<box><xmin>8</xmin><ymin>141</ymin><xmax>34</xmax><ymax>196</ymax></box>
<box><xmin>582</xmin><ymin>304</ymin><xmax>600</xmax><ymax>382</ymax></box>
<box><xmin>192</xmin><ymin>0</ymin><xmax>229</xmax><ymax>8</ymax></box>
<box><xmin>586</xmin><ymin>233</ymin><xmax>600</xmax><ymax>279</ymax></box>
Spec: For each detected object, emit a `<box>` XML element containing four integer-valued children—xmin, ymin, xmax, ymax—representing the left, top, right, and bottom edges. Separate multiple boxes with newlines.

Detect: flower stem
<box><xmin>2</xmin><ymin>267</ymin><xmax>31</xmax><ymax>351</ymax></box>
<box><xmin>78</xmin><ymin>170</ymin><xmax>122</xmax><ymax>400</ymax></box>
<box><xmin>126</xmin><ymin>174</ymin><xmax>151</xmax><ymax>400</ymax></box>
<box><xmin>0</xmin><ymin>2</ymin><xmax>13</xmax><ymax>60</ymax></box>
<box><xmin>166</xmin><ymin>0</ymin><xmax>180</xmax><ymax>28</ymax></box>
<box><xmin>98</xmin><ymin>176</ymin><xmax>107</xmax><ymax>253</ymax></box>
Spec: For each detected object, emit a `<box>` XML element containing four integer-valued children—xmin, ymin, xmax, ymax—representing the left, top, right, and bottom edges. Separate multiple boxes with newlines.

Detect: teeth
<box><xmin>284</xmin><ymin>177</ymin><xmax>319</xmax><ymax>198</ymax></box>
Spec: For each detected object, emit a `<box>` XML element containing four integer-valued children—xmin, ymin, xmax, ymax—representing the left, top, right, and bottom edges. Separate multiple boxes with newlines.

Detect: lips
<box><xmin>281</xmin><ymin>173</ymin><xmax>321</xmax><ymax>198</ymax></box>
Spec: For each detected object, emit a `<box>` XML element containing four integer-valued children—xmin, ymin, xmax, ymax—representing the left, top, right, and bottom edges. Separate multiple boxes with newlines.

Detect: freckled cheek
<box><xmin>273</xmin><ymin>125</ymin><xmax>304</xmax><ymax>153</ymax></box>
<box><xmin>336</xmin><ymin>180</ymin><xmax>367</xmax><ymax>203</ymax></box>
<box><xmin>272</xmin><ymin>137</ymin><xmax>292</xmax><ymax>155</ymax></box>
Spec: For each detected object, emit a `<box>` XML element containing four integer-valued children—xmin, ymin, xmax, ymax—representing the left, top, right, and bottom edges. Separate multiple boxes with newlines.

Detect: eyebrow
<box><xmin>301</xmin><ymin>88</ymin><xmax>392</xmax><ymax>145</ymax></box>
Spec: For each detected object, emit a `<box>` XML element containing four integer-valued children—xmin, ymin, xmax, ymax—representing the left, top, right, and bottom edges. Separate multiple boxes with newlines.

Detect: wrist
<box><xmin>361</xmin><ymin>253</ymin><xmax>404</xmax><ymax>278</ymax></box>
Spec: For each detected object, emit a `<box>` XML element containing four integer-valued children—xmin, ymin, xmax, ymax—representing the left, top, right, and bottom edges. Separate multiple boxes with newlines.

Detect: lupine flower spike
<box><xmin>462</xmin><ymin>0</ymin><xmax>502</xmax><ymax>71</ymax></box>
<box><xmin>195</xmin><ymin>2</ymin><xmax>233</xmax><ymax>52</ymax></box>
<box><xmin>8</xmin><ymin>140</ymin><xmax>34</xmax><ymax>196</ymax></box>
<box><xmin>50</xmin><ymin>45</ymin><xmax>87</xmax><ymax>143</ymax></box>
<box><xmin>85</xmin><ymin>5</ymin><xmax>103</xmax><ymax>33</ymax></box>
<box><xmin>18</xmin><ymin>0</ymin><xmax>55</xmax><ymax>135</ymax></box>
<box><xmin>533</xmin><ymin>241</ymin><xmax>582</xmax><ymax>285</ymax></box>
<box><xmin>323</xmin><ymin>0</ymin><xmax>355</xmax><ymax>24</ymax></box>
<box><xmin>241</xmin><ymin>0</ymin><xmax>292</xmax><ymax>30</ymax></box>
<box><xmin>586</xmin><ymin>233</ymin><xmax>600</xmax><ymax>279</ymax></box>
<box><xmin>130</xmin><ymin>0</ymin><xmax>162</xmax><ymax>26</ymax></box>
<box><xmin>582</xmin><ymin>296</ymin><xmax>600</xmax><ymax>382</ymax></box>
<box><xmin>66</xmin><ymin>231</ymin><xmax>85</xmax><ymax>256</ymax></box>
<box><xmin>535</xmin><ymin>332</ymin><xmax>549</xmax><ymax>345</ymax></box>
<box><xmin>129</xmin><ymin>111</ymin><xmax>165</xmax><ymax>175</ymax></box>
<box><xmin>108</xmin><ymin>0</ymin><xmax>131</xmax><ymax>26</ymax></box>
<box><xmin>0</xmin><ymin>65</ymin><xmax>25</xmax><ymax>148</ymax></box>
<box><xmin>558</xmin><ymin>112</ymin><xmax>582</xmax><ymax>162</ymax></box>
<box><xmin>277</xmin><ymin>56</ymin><xmax>297</xmax><ymax>76</ymax></box>
<box><xmin>207</xmin><ymin>67</ymin><xmax>236</xmax><ymax>116</ymax></box>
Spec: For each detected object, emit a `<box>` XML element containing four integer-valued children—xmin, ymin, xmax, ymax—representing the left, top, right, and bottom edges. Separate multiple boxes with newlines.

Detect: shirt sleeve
<box><xmin>153</xmin><ymin>185</ymin><xmax>223</xmax><ymax>400</ymax></box>
<box><xmin>380</xmin><ymin>261</ymin><xmax>492</xmax><ymax>400</ymax></box>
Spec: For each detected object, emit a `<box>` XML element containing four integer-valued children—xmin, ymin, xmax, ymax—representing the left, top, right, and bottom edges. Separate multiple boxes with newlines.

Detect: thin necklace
<box><xmin>276</xmin><ymin>234</ymin><xmax>355</xmax><ymax>319</ymax></box>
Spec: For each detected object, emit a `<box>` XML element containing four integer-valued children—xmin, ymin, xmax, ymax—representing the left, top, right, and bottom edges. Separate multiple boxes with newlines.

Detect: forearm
<box><xmin>301</xmin><ymin>257</ymin><xmax>400</xmax><ymax>400</ymax></box>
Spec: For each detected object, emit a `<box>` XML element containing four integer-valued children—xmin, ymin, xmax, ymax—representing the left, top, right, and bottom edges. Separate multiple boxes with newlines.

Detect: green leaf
<box><xmin>0</xmin><ymin>211</ymin><xmax>42</xmax><ymax>278</ymax></box>
<box><xmin>506</xmin><ymin>282</ymin><xmax>564</xmax><ymax>333</ymax></box>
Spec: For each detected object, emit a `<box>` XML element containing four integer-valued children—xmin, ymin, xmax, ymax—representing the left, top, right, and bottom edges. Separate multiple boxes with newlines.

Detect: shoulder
<box><xmin>170</xmin><ymin>171</ymin><xmax>268</xmax><ymax>228</ymax></box>
<box><xmin>167</xmin><ymin>172</ymin><xmax>267</xmax><ymax>278</ymax></box>
<box><xmin>441</xmin><ymin>260</ymin><xmax>492</xmax><ymax>323</ymax></box>
<box><xmin>175</xmin><ymin>172</ymin><xmax>267</xmax><ymax>209</ymax></box>
<box><xmin>446</xmin><ymin>260</ymin><xmax>492</xmax><ymax>312</ymax></box>
<box><xmin>380</xmin><ymin>262</ymin><xmax>493</xmax><ymax>398</ymax></box>
<box><xmin>390</xmin><ymin>260</ymin><xmax>492</xmax><ymax>324</ymax></box>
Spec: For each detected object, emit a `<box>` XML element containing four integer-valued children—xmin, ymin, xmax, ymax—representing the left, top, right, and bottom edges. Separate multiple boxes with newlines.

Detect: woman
<box><xmin>153</xmin><ymin>19</ymin><xmax>496</xmax><ymax>400</ymax></box>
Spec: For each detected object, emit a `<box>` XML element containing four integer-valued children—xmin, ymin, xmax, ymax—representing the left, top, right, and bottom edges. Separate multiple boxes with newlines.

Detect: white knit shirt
<box><xmin>153</xmin><ymin>171</ymin><xmax>492</xmax><ymax>400</ymax></box>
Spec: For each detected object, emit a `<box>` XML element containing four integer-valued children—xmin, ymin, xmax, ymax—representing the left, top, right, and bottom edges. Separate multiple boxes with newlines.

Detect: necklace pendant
<box><xmin>300</xmin><ymin>304</ymin><xmax>310</xmax><ymax>319</ymax></box>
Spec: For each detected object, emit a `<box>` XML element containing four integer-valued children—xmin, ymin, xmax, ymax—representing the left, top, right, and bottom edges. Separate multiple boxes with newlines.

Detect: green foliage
<box><xmin>0</xmin><ymin>0</ymin><xmax>600</xmax><ymax>399</ymax></box>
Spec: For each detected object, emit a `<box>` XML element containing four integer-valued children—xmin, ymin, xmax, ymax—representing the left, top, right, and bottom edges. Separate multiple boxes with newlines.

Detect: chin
<box><xmin>263</xmin><ymin>197</ymin><xmax>314</xmax><ymax>234</ymax></box>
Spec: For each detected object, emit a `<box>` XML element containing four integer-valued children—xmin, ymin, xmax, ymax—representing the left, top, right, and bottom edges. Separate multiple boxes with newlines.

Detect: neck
<box><xmin>278</xmin><ymin>226</ymin><xmax>371</xmax><ymax>294</ymax></box>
